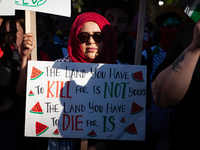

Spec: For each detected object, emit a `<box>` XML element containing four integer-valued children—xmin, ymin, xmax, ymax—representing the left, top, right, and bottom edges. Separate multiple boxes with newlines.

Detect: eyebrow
<box><xmin>79</xmin><ymin>31</ymin><xmax>102</xmax><ymax>33</ymax></box>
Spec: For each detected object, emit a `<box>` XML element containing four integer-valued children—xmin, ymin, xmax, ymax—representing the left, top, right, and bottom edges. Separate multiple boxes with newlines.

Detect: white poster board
<box><xmin>15</xmin><ymin>0</ymin><xmax>71</xmax><ymax>17</ymax></box>
<box><xmin>25</xmin><ymin>61</ymin><xmax>146</xmax><ymax>141</ymax></box>
<box><xmin>0</xmin><ymin>0</ymin><xmax>15</xmax><ymax>16</ymax></box>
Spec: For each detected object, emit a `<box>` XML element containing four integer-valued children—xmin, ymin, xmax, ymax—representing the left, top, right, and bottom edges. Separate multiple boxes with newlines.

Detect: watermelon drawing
<box><xmin>52</xmin><ymin>129</ymin><xmax>59</xmax><ymax>135</ymax></box>
<box><xmin>132</xmin><ymin>71</ymin><xmax>144</xmax><ymax>82</ymax></box>
<box><xmin>30</xmin><ymin>66</ymin><xmax>43</xmax><ymax>80</ymax></box>
<box><xmin>131</xmin><ymin>102</ymin><xmax>144</xmax><ymax>115</ymax></box>
<box><xmin>30</xmin><ymin>102</ymin><xmax>43</xmax><ymax>114</ymax></box>
<box><xmin>36</xmin><ymin>121</ymin><xmax>49</xmax><ymax>136</ymax></box>
<box><xmin>87</xmin><ymin>130</ymin><xmax>97</xmax><ymax>137</ymax></box>
<box><xmin>120</xmin><ymin>117</ymin><xmax>125</xmax><ymax>123</ymax></box>
<box><xmin>124</xmin><ymin>122</ymin><xmax>138</xmax><ymax>134</ymax></box>
<box><xmin>28</xmin><ymin>90</ymin><xmax>34</xmax><ymax>96</ymax></box>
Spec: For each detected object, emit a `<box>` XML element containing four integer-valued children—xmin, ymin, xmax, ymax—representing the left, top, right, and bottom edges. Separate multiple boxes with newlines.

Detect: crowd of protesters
<box><xmin>0</xmin><ymin>0</ymin><xmax>198</xmax><ymax>150</ymax></box>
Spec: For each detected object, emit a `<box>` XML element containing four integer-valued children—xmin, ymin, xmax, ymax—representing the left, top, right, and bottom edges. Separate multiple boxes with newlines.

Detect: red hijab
<box><xmin>67</xmin><ymin>12</ymin><xmax>118</xmax><ymax>64</ymax></box>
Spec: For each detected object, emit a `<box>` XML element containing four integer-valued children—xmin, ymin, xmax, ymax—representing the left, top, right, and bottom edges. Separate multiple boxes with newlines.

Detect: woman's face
<box><xmin>6</xmin><ymin>20</ymin><xmax>24</xmax><ymax>50</ymax></box>
<box><xmin>79</xmin><ymin>21</ymin><xmax>103</xmax><ymax>60</ymax></box>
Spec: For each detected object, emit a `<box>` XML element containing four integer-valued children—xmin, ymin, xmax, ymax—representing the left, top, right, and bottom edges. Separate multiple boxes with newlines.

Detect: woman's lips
<box><xmin>87</xmin><ymin>48</ymin><xmax>97</xmax><ymax>52</ymax></box>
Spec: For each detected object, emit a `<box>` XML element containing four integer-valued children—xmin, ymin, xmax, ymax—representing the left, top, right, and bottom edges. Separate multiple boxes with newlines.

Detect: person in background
<box><xmin>101</xmin><ymin>0</ymin><xmax>137</xmax><ymax>65</ymax></box>
<box><xmin>47</xmin><ymin>14</ymin><xmax>68</xmax><ymax>57</ymax></box>
<box><xmin>142</xmin><ymin>11</ymin><xmax>181</xmax><ymax>149</ymax></box>
<box><xmin>86</xmin><ymin>0</ymin><xmax>106</xmax><ymax>14</ymax></box>
<box><xmin>36</xmin><ymin>12</ymin><xmax>64</xmax><ymax>61</ymax></box>
<box><xmin>3</xmin><ymin>10</ymin><xmax>50</xmax><ymax>150</ymax></box>
<box><xmin>0</xmin><ymin>11</ymin><xmax>35</xmax><ymax>149</ymax></box>
<box><xmin>48</xmin><ymin>12</ymin><xmax>118</xmax><ymax>150</ymax></box>
<box><xmin>128</xmin><ymin>14</ymin><xmax>153</xmax><ymax>50</ymax></box>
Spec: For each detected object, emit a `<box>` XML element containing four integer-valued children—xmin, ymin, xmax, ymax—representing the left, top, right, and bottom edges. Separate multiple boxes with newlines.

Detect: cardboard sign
<box><xmin>25</xmin><ymin>61</ymin><xmax>146</xmax><ymax>141</ymax></box>
<box><xmin>15</xmin><ymin>0</ymin><xmax>71</xmax><ymax>17</ymax></box>
<box><xmin>0</xmin><ymin>0</ymin><xmax>15</xmax><ymax>16</ymax></box>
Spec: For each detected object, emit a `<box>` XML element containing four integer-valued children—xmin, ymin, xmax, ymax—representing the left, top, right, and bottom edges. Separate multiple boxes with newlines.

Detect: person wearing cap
<box><xmin>48</xmin><ymin>12</ymin><xmax>118</xmax><ymax>150</ymax></box>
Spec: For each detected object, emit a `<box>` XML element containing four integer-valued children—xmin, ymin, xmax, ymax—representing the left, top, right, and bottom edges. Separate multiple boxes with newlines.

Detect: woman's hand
<box><xmin>16</xmin><ymin>32</ymin><xmax>36</xmax><ymax>98</ymax></box>
<box><xmin>21</xmin><ymin>33</ymin><xmax>36</xmax><ymax>58</ymax></box>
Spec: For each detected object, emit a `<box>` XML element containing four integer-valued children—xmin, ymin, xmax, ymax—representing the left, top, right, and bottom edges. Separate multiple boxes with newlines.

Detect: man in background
<box><xmin>101</xmin><ymin>0</ymin><xmax>138</xmax><ymax>65</ymax></box>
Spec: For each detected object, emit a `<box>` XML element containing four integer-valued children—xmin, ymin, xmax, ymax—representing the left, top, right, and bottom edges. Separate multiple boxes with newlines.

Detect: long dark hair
<box><xmin>0</xmin><ymin>17</ymin><xmax>17</xmax><ymax>68</ymax></box>
<box><xmin>0</xmin><ymin>18</ymin><xmax>8</xmax><ymax>50</ymax></box>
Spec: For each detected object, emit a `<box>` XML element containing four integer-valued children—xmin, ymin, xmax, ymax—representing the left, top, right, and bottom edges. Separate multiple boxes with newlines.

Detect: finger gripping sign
<box><xmin>25</xmin><ymin>61</ymin><xmax>146</xmax><ymax>141</ymax></box>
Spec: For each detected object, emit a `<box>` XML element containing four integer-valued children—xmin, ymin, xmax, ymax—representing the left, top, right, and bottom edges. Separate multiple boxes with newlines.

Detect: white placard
<box><xmin>15</xmin><ymin>0</ymin><xmax>71</xmax><ymax>17</ymax></box>
<box><xmin>25</xmin><ymin>61</ymin><xmax>146</xmax><ymax>141</ymax></box>
<box><xmin>0</xmin><ymin>0</ymin><xmax>15</xmax><ymax>16</ymax></box>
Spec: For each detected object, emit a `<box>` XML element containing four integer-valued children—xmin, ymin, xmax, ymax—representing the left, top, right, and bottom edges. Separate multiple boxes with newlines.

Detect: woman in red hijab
<box><xmin>49</xmin><ymin>12</ymin><xmax>118</xmax><ymax>150</ymax></box>
<box><xmin>56</xmin><ymin>12</ymin><xmax>118</xmax><ymax>64</ymax></box>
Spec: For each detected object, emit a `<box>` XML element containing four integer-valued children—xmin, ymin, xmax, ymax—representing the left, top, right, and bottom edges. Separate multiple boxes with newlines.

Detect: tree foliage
<box><xmin>164</xmin><ymin>0</ymin><xmax>179</xmax><ymax>4</ymax></box>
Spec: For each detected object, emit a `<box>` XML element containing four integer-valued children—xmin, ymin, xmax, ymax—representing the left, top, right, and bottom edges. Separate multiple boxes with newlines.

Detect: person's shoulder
<box><xmin>124</xmin><ymin>35</ymin><xmax>136</xmax><ymax>51</ymax></box>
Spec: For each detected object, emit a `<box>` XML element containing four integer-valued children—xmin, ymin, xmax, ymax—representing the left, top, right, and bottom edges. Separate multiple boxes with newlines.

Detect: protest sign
<box><xmin>15</xmin><ymin>0</ymin><xmax>71</xmax><ymax>17</ymax></box>
<box><xmin>0</xmin><ymin>0</ymin><xmax>15</xmax><ymax>16</ymax></box>
<box><xmin>25</xmin><ymin>61</ymin><xmax>146</xmax><ymax>141</ymax></box>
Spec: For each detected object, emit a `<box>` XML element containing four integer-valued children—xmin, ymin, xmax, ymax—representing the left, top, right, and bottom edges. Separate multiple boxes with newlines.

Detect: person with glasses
<box><xmin>48</xmin><ymin>12</ymin><xmax>118</xmax><ymax>150</ymax></box>
<box><xmin>55</xmin><ymin>12</ymin><xmax>117</xmax><ymax>64</ymax></box>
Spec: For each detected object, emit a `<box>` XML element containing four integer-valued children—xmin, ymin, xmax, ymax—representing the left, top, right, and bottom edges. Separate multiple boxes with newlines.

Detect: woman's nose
<box><xmin>87</xmin><ymin>35</ymin><xmax>95</xmax><ymax>43</ymax></box>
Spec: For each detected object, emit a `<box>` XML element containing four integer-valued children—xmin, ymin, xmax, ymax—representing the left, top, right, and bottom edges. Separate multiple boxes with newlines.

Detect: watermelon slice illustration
<box><xmin>87</xmin><ymin>130</ymin><xmax>97</xmax><ymax>137</ymax></box>
<box><xmin>120</xmin><ymin>117</ymin><xmax>125</xmax><ymax>123</ymax></box>
<box><xmin>52</xmin><ymin>129</ymin><xmax>59</xmax><ymax>135</ymax></box>
<box><xmin>132</xmin><ymin>71</ymin><xmax>144</xmax><ymax>82</ymax></box>
<box><xmin>124</xmin><ymin>122</ymin><xmax>138</xmax><ymax>134</ymax></box>
<box><xmin>131</xmin><ymin>102</ymin><xmax>144</xmax><ymax>115</ymax></box>
<box><xmin>30</xmin><ymin>66</ymin><xmax>43</xmax><ymax>80</ymax></box>
<box><xmin>30</xmin><ymin>102</ymin><xmax>43</xmax><ymax>114</ymax></box>
<box><xmin>36</xmin><ymin>121</ymin><xmax>49</xmax><ymax>136</ymax></box>
<box><xmin>28</xmin><ymin>90</ymin><xmax>34</xmax><ymax>96</ymax></box>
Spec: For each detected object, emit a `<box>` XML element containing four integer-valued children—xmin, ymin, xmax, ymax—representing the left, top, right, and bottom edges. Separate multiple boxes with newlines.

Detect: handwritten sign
<box><xmin>15</xmin><ymin>0</ymin><xmax>71</xmax><ymax>17</ymax></box>
<box><xmin>25</xmin><ymin>61</ymin><xmax>146</xmax><ymax>141</ymax></box>
<box><xmin>0</xmin><ymin>0</ymin><xmax>15</xmax><ymax>16</ymax></box>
